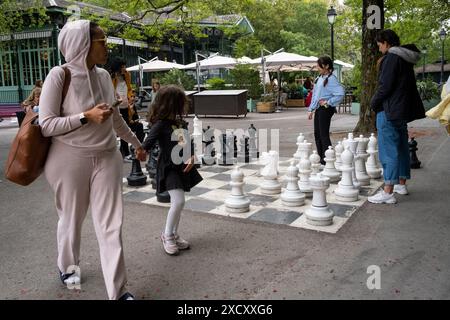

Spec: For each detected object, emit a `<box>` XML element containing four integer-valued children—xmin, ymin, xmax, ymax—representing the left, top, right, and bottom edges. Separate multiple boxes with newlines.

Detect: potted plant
<box><xmin>417</xmin><ymin>78</ymin><xmax>440</xmax><ymax>111</ymax></box>
<box><xmin>206</xmin><ymin>77</ymin><xmax>226</xmax><ymax>90</ymax></box>
<box><xmin>286</xmin><ymin>83</ymin><xmax>305</xmax><ymax>107</ymax></box>
<box><xmin>256</xmin><ymin>92</ymin><xmax>276</xmax><ymax>113</ymax></box>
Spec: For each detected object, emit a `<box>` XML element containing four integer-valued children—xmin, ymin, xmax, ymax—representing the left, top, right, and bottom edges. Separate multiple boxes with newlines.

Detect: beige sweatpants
<box><xmin>45</xmin><ymin>141</ymin><xmax>127</xmax><ymax>300</ymax></box>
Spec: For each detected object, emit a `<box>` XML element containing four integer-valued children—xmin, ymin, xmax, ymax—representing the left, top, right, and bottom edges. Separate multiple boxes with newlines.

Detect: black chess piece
<box><xmin>146</xmin><ymin>143</ymin><xmax>159</xmax><ymax>178</ymax></box>
<box><xmin>127</xmin><ymin>146</ymin><xmax>147</xmax><ymax>186</ymax></box>
<box><xmin>202</xmin><ymin>126</ymin><xmax>216</xmax><ymax>165</ymax></box>
<box><xmin>218</xmin><ymin>133</ymin><xmax>234</xmax><ymax>166</ymax></box>
<box><xmin>409</xmin><ymin>137</ymin><xmax>421</xmax><ymax>169</ymax></box>
<box><xmin>248</xmin><ymin>123</ymin><xmax>259</xmax><ymax>159</ymax></box>
<box><xmin>238</xmin><ymin>136</ymin><xmax>250</xmax><ymax>163</ymax></box>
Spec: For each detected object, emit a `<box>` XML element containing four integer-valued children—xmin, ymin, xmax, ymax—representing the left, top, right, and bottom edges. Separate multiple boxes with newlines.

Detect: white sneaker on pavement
<box><xmin>368</xmin><ymin>190</ymin><xmax>397</xmax><ymax>204</ymax></box>
<box><xmin>393</xmin><ymin>184</ymin><xmax>409</xmax><ymax>195</ymax></box>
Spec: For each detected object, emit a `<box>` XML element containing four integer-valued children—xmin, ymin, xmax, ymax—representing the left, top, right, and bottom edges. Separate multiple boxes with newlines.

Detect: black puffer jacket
<box><xmin>371</xmin><ymin>45</ymin><xmax>425</xmax><ymax>122</ymax></box>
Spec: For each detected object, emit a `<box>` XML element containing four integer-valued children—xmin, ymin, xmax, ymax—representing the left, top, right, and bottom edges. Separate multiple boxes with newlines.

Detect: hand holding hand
<box><xmin>135</xmin><ymin>146</ymin><xmax>147</xmax><ymax>162</ymax></box>
<box><xmin>84</xmin><ymin>103</ymin><xmax>113</xmax><ymax>124</ymax></box>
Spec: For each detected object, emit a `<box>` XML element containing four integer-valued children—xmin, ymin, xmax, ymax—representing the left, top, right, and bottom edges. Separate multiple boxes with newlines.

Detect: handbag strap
<box><xmin>22</xmin><ymin>66</ymin><xmax>71</xmax><ymax>128</ymax></box>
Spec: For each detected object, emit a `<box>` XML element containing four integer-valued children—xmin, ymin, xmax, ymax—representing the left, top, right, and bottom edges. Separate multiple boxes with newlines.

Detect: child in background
<box><xmin>142</xmin><ymin>85</ymin><xmax>202</xmax><ymax>255</ymax></box>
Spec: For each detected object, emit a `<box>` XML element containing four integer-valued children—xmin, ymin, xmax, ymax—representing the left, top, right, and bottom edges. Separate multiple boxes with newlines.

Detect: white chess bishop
<box><xmin>305</xmin><ymin>173</ymin><xmax>334</xmax><ymax>226</ymax></box>
<box><xmin>309</xmin><ymin>150</ymin><xmax>321</xmax><ymax>176</ymax></box>
<box><xmin>334</xmin><ymin>146</ymin><xmax>359</xmax><ymax>202</ymax></box>
<box><xmin>281</xmin><ymin>161</ymin><xmax>305</xmax><ymax>206</ymax></box>
<box><xmin>260</xmin><ymin>151</ymin><xmax>281</xmax><ymax>195</ymax></box>
<box><xmin>366</xmin><ymin>133</ymin><xmax>382</xmax><ymax>179</ymax></box>
<box><xmin>225</xmin><ymin>166</ymin><xmax>250</xmax><ymax>213</ymax></box>
<box><xmin>344</xmin><ymin>133</ymin><xmax>361</xmax><ymax>189</ymax></box>
<box><xmin>192</xmin><ymin>116</ymin><xmax>203</xmax><ymax>165</ymax></box>
<box><xmin>293</xmin><ymin>133</ymin><xmax>305</xmax><ymax>161</ymax></box>
<box><xmin>296</xmin><ymin>140</ymin><xmax>312</xmax><ymax>171</ymax></box>
<box><xmin>321</xmin><ymin>146</ymin><xmax>341</xmax><ymax>182</ymax></box>
<box><xmin>334</xmin><ymin>140</ymin><xmax>344</xmax><ymax>170</ymax></box>
<box><xmin>298</xmin><ymin>156</ymin><xmax>313</xmax><ymax>196</ymax></box>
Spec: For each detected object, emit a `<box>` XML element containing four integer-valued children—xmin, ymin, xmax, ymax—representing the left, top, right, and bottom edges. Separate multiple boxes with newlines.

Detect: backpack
<box><xmin>4</xmin><ymin>67</ymin><xmax>71</xmax><ymax>186</ymax></box>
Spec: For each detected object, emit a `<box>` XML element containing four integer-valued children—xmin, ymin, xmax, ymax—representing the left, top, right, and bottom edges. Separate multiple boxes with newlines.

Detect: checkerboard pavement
<box><xmin>122</xmin><ymin>157</ymin><xmax>383</xmax><ymax>234</ymax></box>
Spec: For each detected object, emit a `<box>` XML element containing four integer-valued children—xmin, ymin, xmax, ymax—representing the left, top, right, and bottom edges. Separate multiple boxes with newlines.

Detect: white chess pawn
<box><xmin>296</xmin><ymin>140</ymin><xmax>312</xmax><ymax>171</ymax></box>
<box><xmin>281</xmin><ymin>160</ymin><xmax>305</xmax><ymax>206</ymax></box>
<box><xmin>366</xmin><ymin>133</ymin><xmax>382</xmax><ymax>179</ymax></box>
<box><xmin>322</xmin><ymin>146</ymin><xmax>341</xmax><ymax>182</ymax></box>
<box><xmin>260</xmin><ymin>151</ymin><xmax>281</xmax><ymax>195</ymax></box>
<box><xmin>309</xmin><ymin>150</ymin><xmax>321</xmax><ymax>176</ymax></box>
<box><xmin>355</xmin><ymin>135</ymin><xmax>370</xmax><ymax>186</ymax></box>
<box><xmin>293</xmin><ymin>133</ymin><xmax>305</xmax><ymax>161</ymax></box>
<box><xmin>193</xmin><ymin>116</ymin><xmax>202</xmax><ymax>136</ymax></box>
<box><xmin>334</xmin><ymin>146</ymin><xmax>359</xmax><ymax>202</ymax></box>
<box><xmin>335</xmin><ymin>141</ymin><xmax>344</xmax><ymax>170</ymax></box>
<box><xmin>305</xmin><ymin>173</ymin><xmax>334</xmax><ymax>226</ymax></box>
<box><xmin>298</xmin><ymin>156</ymin><xmax>313</xmax><ymax>196</ymax></box>
<box><xmin>225</xmin><ymin>166</ymin><xmax>250</xmax><ymax>213</ymax></box>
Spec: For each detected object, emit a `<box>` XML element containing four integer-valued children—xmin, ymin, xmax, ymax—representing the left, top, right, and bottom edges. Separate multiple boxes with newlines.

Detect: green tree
<box><xmin>160</xmin><ymin>69</ymin><xmax>195</xmax><ymax>90</ymax></box>
<box><xmin>0</xmin><ymin>0</ymin><xmax>48</xmax><ymax>34</ymax></box>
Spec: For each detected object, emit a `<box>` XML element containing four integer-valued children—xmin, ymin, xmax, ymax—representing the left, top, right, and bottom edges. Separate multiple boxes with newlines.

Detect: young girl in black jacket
<box><xmin>142</xmin><ymin>85</ymin><xmax>202</xmax><ymax>255</ymax></box>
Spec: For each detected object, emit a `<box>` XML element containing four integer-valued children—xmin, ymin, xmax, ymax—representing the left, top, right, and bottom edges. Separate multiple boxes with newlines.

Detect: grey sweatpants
<box><xmin>44</xmin><ymin>141</ymin><xmax>127</xmax><ymax>300</ymax></box>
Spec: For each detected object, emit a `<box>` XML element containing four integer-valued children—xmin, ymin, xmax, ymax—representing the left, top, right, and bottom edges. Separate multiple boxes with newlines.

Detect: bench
<box><xmin>0</xmin><ymin>104</ymin><xmax>22</xmax><ymax>118</ymax></box>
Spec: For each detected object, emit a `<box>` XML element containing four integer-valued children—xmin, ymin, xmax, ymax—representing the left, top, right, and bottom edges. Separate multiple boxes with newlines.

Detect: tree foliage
<box><xmin>0</xmin><ymin>0</ymin><xmax>49</xmax><ymax>34</ymax></box>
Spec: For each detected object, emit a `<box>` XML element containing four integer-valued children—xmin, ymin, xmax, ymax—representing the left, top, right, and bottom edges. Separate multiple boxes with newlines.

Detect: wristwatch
<box><xmin>79</xmin><ymin>112</ymin><xmax>88</xmax><ymax>125</ymax></box>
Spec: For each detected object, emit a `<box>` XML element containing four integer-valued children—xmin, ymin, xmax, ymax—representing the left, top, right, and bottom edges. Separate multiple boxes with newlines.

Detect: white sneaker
<box><xmin>393</xmin><ymin>184</ymin><xmax>409</xmax><ymax>195</ymax></box>
<box><xmin>59</xmin><ymin>271</ymin><xmax>81</xmax><ymax>285</ymax></box>
<box><xmin>368</xmin><ymin>190</ymin><xmax>397</xmax><ymax>204</ymax></box>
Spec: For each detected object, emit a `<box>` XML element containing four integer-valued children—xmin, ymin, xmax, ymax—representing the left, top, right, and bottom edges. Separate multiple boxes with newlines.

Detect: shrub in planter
<box><xmin>229</xmin><ymin>64</ymin><xmax>263</xmax><ymax>99</ymax></box>
<box><xmin>206</xmin><ymin>77</ymin><xmax>226</xmax><ymax>90</ymax></box>
<box><xmin>160</xmin><ymin>69</ymin><xmax>195</xmax><ymax>90</ymax></box>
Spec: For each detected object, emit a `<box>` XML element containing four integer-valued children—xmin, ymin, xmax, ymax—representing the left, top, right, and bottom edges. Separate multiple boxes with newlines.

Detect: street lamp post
<box><xmin>422</xmin><ymin>47</ymin><xmax>427</xmax><ymax>80</ymax></box>
<box><xmin>327</xmin><ymin>6</ymin><xmax>337</xmax><ymax>63</ymax></box>
<box><xmin>439</xmin><ymin>28</ymin><xmax>446</xmax><ymax>85</ymax></box>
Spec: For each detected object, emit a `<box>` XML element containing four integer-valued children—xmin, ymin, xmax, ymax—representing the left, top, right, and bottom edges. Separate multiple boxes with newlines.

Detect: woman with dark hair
<box><xmin>308</xmin><ymin>56</ymin><xmax>345</xmax><ymax>164</ymax></box>
<box><xmin>39</xmin><ymin>20</ymin><xmax>146</xmax><ymax>300</ymax></box>
<box><xmin>142</xmin><ymin>85</ymin><xmax>202</xmax><ymax>256</ymax></box>
<box><xmin>368</xmin><ymin>29</ymin><xmax>425</xmax><ymax>204</ymax></box>
<box><xmin>111</xmin><ymin>58</ymin><xmax>134</xmax><ymax>160</ymax></box>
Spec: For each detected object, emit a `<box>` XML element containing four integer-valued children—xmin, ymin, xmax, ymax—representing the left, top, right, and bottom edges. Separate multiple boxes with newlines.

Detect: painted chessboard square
<box><xmin>186</xmin><ymin>187</ymin><xmax>212</xmax><ymax>197</ymax></box>
<box><xmin>246</xmin><ymin>193</ymin><xmax>279</xmax><ymax>207</ymax></box>
<box><xmin>184</xmin><ymin>198</ymin><xmax>222</xmax><ymax>212</ymax></box>
<box><xmin>239</xmin><ymin>163</ymin><xmax>264</xmax><ymax>170</ymax></box>
<box><xmin>196</xmin><ymin>179</ymin><xmax>228</xmax><ymax>189</ymax></box>
<box><xmin>249</xmin><ymin>208</ymin><xmax>302</xmax><ymax>225</ymax></box>
<box><xmin>327</xmin><ymin>203</ymin><xmax>357</xmax><ymax>218</ymax></box>
<box><xmin>199</xmin><ymin>166</ymin><xmax>233</xmax><ymax>173</ymax></box>
<box><xmin>208</xmin><ymin>173</ymin><xmax>233</xmax><ymax>181</ymax></box>
<box><xmin>123</xmin><ymin>190</ymin><xmax>155</xmax><ymax>202</ymax></box>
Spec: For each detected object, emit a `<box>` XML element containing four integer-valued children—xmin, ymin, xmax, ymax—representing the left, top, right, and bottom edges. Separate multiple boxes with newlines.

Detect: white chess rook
<box><xmin>281</xmin><ymin>161</ymin><xmax>306</xmax><ymax>206</ymax></box>
<box><xmin>305</xmin><ymin>173</ymin><xmax>334</xmax><ymax>226</ymax></box>
<box><xmin>366</xmin><ymin>133</ymin><xmax>382</xmax><ymax>179</ymax></box>
<box><xmin>321</xmin><ymin>146</ymin><xmax>341</xmax><ymax>182</ymax></box>
<box><xmin>260</xmin><ymin>151</ymin><xmax>281</xmax><ymax>195</ymax></box>
<box><xmin>225</xmin><ymin>166</ymin><xmax>250</xmax><ymax>213</ymax></box>
<box><xmin>334</xmin><ymin>146</ymin><xmax>359</xmax><ymax>202</ymax></box>
<box><xmin>355</xmin><ymin>135</ymin><xmax>370</xmax><ymax>186</ymax></box>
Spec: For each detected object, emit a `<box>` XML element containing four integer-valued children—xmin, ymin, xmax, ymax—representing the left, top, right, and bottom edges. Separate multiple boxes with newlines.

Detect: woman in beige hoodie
<box><xmin>39</xmin><ymin>20</ymin><xmax>146</xmax><ymax>300</ymax></box>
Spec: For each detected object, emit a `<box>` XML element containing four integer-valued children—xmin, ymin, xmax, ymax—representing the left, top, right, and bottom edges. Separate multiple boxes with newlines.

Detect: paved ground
<box><xmin>1</xmin><ymin>108</ymin><xmax>449</xmax><ymax>300</ymax></box>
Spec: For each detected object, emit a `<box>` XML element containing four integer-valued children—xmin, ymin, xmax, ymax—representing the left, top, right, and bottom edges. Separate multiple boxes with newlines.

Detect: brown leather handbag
<box><xmin>4</xmin><ymin>67</ymin><xmax>71</xmax><ymax>186</ymax></box>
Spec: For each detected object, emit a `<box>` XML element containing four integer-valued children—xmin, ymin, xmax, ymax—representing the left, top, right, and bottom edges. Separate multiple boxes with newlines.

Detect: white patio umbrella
<box><xmin>236</xmin><ymin>56</ymin><xmax>253</xmax><ymax>64</ymax></box>
<box><xmin>251</xmin><ymin>52</ymin><xmax>317</xmax><ymax>68</ymax></box>
<box><xmin>127</xmin><ymin>59</ymin><xmax>185</xmax><ymax>72</ymax></box>
<box><xmin>334</xmin><ymin>59</ymin><xmax>354</xmax><ymax>70</ymax></box>
<box><xmin>183</xmin><ymin>55</ymin><xmax>237</xmax><ymax>70</ymax></box>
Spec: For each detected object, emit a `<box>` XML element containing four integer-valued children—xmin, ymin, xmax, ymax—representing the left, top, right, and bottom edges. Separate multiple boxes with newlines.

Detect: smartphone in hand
<box><xmin>111</xmin><ymin>99</ymin><xmax>122</xmax><ymax>110</ymax></box>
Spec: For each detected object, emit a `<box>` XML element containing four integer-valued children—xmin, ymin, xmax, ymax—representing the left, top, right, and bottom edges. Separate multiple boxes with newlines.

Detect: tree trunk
<box><xmin>354</xmin><ymin>0</ymin><xmax>384</xmax><ymax>134</ymax></box>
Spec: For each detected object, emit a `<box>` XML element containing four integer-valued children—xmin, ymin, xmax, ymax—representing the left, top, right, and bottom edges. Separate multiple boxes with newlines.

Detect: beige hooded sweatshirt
<box><xmin>39</xmin><ymin>20</ymin><xmax>140</xmax><ymax>152</ymax></box>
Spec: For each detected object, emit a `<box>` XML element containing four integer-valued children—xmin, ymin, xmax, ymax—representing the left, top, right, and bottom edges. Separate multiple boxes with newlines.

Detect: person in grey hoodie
<box><xmin>368</xmin><ymin>29</ymin><xmax>425</xmax><ymax>205</ymax></box>
<box><xmin>39</xmin><ymin>20</ymin><xmax>146</xmax><ymax>300</ymax></box>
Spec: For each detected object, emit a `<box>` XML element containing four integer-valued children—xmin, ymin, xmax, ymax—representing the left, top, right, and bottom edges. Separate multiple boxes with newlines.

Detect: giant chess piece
<box><xmin>237</xmin><ymin>136</ymin><xmax>250</xmax><ymax>163</ymax></box>
<box><xmin>345</xmin><ymin>133</ymin><xmax>361</xmax><ymax>189</ymax></box>
<box><xmin>218</xmin><ymin>133</ymin><xmax>235</xmax><ymax>166</ymax></box>
<box><xmin>409</xmin><ymin>137</ymin><xmax>421</xmax><ymax>169</ymax></box>
<box><xmin>248</xmin><ymin>124</ymin><xmax>259</xmax><ymax>160</ymax></box>
<box><xmin>355</xmin><ymin>135</ymin><xmax>370</xmax><ymax>186</ymax></box>
<box><xmin>293</xmin><ymin>133</ymin><xmax>305</xmax><ymax>162</ymax></box>
<box><xmin>334</xmin><ymin>146</ymin><xmax>359</xmax><ymax>202</ymax></box>
<box><xmin>296</xmin><ymin>139</ymin><xmax>312</xmax><ymax>171</ymax></box>
<box><xmin>281</xmin><ymin>160</ymin><xmax>305</xmax><ymax>206</ymax></box>
<box><xmin>192</xmin><ymin>116</ymin><xmax>203</xmax><ymax>168</ymax></box>
<box><xmin>366</xmin><ymin>133</ymin><xmax>382</xmax><ymax>179</ymax></box>
<box><xmin>305</xmin><ymin>173</ymin><xmax>334</xmax><ymax>226</ymax></box>
<box><xmin>146</xmin><ymin>143</ymin><xmax>159</xmax><ymax>178</ymax></box>
<box><xmin>334</xmin><ymin>141</ymin><xmax>344</xmax><ymax>171</ymax></box>
<box><xmin>309</xmin><ymin>150</ymin><xmax>321</xmax><ymax>177</ymax></box>
<box><xmin>298</xmin><ymin>156</ymin><xmax>313</xmax><ymax>197</ymax></box>
<box><xmin>260</xmin><ymin>151</ymin><xmax>281</xmax><ymax>195</ymax></box>
<box><xmin>225</xmin><ymin>166</ymin><xmax>250</xmax><ymax>213</ymax></box>
<box><xmin>321</xmin><ymin>146</ymin><xmax>341</xmax><ymax>182</ymax></box>
<box><xmin>127</xmin><ymin>146</ymin><xmax>147</xmax><ymax>186</ymax></box>
<box><xmin>202</xmin><ymin>125</ymin><xmax>216</xmax><ymax>165</ymax></box>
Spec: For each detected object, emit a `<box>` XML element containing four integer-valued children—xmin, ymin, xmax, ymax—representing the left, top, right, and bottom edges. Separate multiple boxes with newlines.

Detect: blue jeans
<box><xmin>376</xmin><ymin>111</ymin><xmax>410</xmax><ymax>185</ymax></box>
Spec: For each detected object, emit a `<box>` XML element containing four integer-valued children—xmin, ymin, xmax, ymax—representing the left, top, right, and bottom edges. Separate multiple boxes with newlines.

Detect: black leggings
<box><xmin>314</xmin><ymin>106</ymin><xmax>335</xmax><ymax>164</ymax></box>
